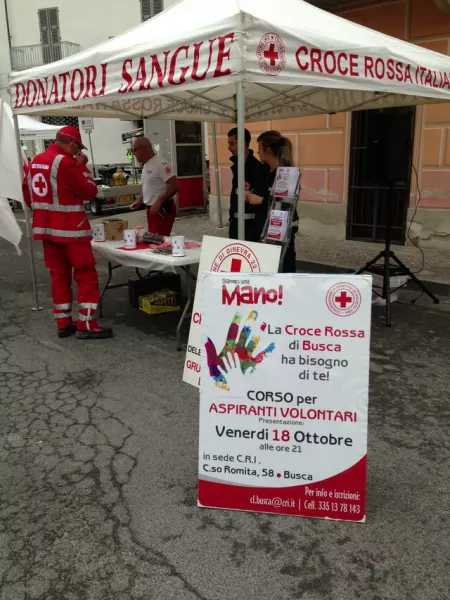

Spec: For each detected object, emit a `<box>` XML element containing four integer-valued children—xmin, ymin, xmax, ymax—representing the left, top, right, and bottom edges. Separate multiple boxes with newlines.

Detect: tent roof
<box><xmin>17</xmin><ymin>115</ymin><xmax>60</xmax><ymax>140</ymax></box>
<box><xmin>9</xmin><ymin>0</ymin><xmax>450</xmax><ymax>122</ymax></box>
<box><xmin>3</xmin><ymin>101</ymin><xmax>61</xmax><ymax>139</ymax></box>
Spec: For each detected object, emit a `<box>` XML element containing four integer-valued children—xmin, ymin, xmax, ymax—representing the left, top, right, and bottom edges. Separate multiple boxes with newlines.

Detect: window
<box><xmin>176</xmin><ymin>146</ymin><xmax>203</xmax><ymax>177</ymax></box>
<box><xmin>38</xmin><ymin>8</ymin><xmax>61</xmax><ymax>64</ymax></box>
<box><xmin>140</xmin><ymin>0</ymin><xmax>163</xmax><ymax>21</ymax></box>
<box><xmin>175</xmin><ymin>122</ymin><xmax>202</xmax><ymax>144</ymax></box>
<box><xmin>175</xmin><ymin>121</ymin><xmax>203</xmax><ymax>177</ymax></box>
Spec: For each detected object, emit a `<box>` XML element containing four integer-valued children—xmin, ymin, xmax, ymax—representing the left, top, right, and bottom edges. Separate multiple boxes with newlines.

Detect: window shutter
<box><xmin>38</xmin><ymin>9</ymin><xmax>50</xmax><ymax>45</ymax></box>
<box><xmin>48</xmin><ymin>8</ymin><xmax>60</xmax><ymax>44</ymax></box>
<box><xmin>141</xmin><ymin>0</ymin><xmax>163</xmax><ymax>21</ymax></box>
<box><xmin>39</xmin><ymin>7</ymin><xmax>61</xmax><ymax>64</ymax></box>
<box><xmin>141</xmin><ymin>0</ymin><xmax>152</xmax><ymax>21</ymax></box>
<box><xmin>152</xmin><ymin>0</ymin><xmax>163</xmax><ymax>15</ymax></box>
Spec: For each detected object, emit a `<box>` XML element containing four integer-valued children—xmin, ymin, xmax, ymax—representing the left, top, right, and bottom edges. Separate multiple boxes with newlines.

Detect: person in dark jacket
<box><xmin>228</xmin><ymin>127</ymin><xmax>267</xmax><ymax>242</ymax></box>
<box><xmin>245</xmin><ymin>130</ymin><xmax>299</xmax><ymax>273</ymax></box>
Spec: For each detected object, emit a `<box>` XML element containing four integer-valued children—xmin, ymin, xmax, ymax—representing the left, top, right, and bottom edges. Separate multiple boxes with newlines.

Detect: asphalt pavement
<box><xmin>0</xmin><ymin>223</ymin><xmax>449</xmax><ymax>600</ymax></box>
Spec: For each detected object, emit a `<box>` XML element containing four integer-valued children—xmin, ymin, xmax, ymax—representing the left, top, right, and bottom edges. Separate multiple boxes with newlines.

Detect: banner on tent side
<box><xmin>10</xmin><ymin>0</ymin><xmax>450</xmax><ymax>120</ymax></box>
<box><xmin>198</xmin><ymin>272</ymin><xmax>371</xmax><ymax>522</ymax></box>
<box><xmin>182</xmin><ymin>237</ymin><xmax>281</xmax><ymax>388</ymax></box>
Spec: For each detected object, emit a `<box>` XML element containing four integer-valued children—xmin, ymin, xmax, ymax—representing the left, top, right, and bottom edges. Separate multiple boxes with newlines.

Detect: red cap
<box><xmin>56</xmin><ymin>125</ymin><xmax>87</xmax><ymax>149</ymax></box>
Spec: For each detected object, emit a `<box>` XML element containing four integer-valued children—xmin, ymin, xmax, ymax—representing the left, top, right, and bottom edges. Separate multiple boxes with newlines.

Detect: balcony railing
<box><xmin>10</xmin><ymin>41</ymin><xmax>81</xmax><ymax>71</ymax></box>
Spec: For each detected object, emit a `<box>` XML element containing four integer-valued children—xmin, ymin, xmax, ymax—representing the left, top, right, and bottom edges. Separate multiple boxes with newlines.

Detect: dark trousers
<box><xmin>228</xmin><ymin>217</ymin><xmax>263</xmax><ymax>244</ymax></box>
<box><xmin>281</xmin><ymin>235</ymin><xmax>297</xmax><ymax>273</ymax></box>
<box><xmin>230</xmin><ymin>218</ymin><xmax>297</xmax><ymax>272</ymax></box>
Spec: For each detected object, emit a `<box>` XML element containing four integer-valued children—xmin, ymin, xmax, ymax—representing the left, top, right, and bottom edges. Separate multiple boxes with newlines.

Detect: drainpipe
<box><xmin>4</xmin><ymin>0</ymin><xmax>11</xmax><ymax>48</ymax></box>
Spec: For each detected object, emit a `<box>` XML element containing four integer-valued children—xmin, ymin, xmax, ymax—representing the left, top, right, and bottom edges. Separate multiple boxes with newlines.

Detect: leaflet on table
<box><xmin>198</xmin><ymin>273</ymin><xmax>372</xmax><ymax>522</ymax></box>
<box><xmin>182</xmin><ymin>236</ymin><xmax>281</xmax><ymax>388</ymax></box>
<box><xmin>266</xmin><ymin>210</ymin><xmax>289</xmax><ymax>241</ymax></box>
<box><xmin>273</xmin><ymin>167</ymin><xmax>301</xmax><ymax>197</ymax></box>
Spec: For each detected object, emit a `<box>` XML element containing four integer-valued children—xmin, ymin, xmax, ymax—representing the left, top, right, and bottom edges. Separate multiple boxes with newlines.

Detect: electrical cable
<box><xmin>407</xmin><ymin>164</ymin><xmax>425</xmax><ymax>274</ymax></box>
<box><xmin>408</xmin><ymin>164</ymin><xmax>426</xmax><ymax>303</ymax></box>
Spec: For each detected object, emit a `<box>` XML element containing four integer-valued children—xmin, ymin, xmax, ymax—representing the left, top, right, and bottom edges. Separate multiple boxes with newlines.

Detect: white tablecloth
<box><xmin>92</xmin><ymin>240</ymin><xmax>201</xmax><ymax>273</ymax></box>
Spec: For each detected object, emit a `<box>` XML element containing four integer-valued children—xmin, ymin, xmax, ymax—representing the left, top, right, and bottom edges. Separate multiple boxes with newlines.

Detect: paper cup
<box><xmin>124</xmin><ymin>229</ymin><xmax>137</xmax><ymax>249</ymax></box>
<box><xmin>134</xmin><ymin>226</ymin><xmax>145</xmax><ymax>243</ymax></box>
<box><xmin>172</xmin><ymin>236</ymin><xmax>185</xmax><ymax>257</ymax></box>
<box><xmin>93</xmin><ymin>223</ymin><xmax>106</xmax><ymax>242</ymax></box>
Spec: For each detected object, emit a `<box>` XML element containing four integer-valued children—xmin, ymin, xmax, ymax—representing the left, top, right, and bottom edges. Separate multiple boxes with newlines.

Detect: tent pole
<box><xmin>12</xmin><ymin>114</ymin><xmax>43</xmax><ymax>311</ymax></box>
<box><xmin>211</xmin><ymin>122</ymin><xmax>223</xmax><ymax>228</ymax></box>
<box><xmin>87</xmin><ymin>130</ymin><xmax>96</xmax><ymax>177</ymax></box>
<box><xmin>236</xmin><ymin>81</ymin><xmax>245</xmax><ymax>241</ymax></box>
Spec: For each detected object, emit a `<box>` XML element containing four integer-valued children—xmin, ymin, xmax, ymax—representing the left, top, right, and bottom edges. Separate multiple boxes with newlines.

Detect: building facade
<box><xmin>209</xmin><ymin>0</ymin><xmax>450</xmax><ymax>249</ymax></box>
<box><xmin>0</xmin><ymin>0</ymin><xmax>179</xmax><ymax>163</ymax></box>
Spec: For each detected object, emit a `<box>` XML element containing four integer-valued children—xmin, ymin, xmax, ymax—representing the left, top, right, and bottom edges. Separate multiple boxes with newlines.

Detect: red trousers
<box><xmin>43</xmin><ymin>241</ymin><xmax>100</xmax><ymax>331</ymax></box>
<box><xmin>146</xmin><ymin>200</ymin><xmax>176</xmax><ymax>236</ymax></box>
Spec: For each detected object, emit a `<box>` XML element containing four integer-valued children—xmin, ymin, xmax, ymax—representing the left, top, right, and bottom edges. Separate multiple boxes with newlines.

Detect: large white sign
<box><xmin>198</xmin><ymin>273</ymin><xmax>372</xmax><ymax>522</ymax></box>
<box><xmin>182</xmin><ymin>236</ymin><xmax>281</xmax><ymax>388</ymax></box>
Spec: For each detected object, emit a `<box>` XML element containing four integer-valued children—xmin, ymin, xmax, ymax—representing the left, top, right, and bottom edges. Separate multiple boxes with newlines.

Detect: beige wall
<box><xmin>210</xmin><ymin>115</ymin><xmax>348</xmax><ymax>210</ymax></box>
<box><xmin>209</xmin><ymin>0</ymin><xmax>450</xmax><ymax>244</ymax></box>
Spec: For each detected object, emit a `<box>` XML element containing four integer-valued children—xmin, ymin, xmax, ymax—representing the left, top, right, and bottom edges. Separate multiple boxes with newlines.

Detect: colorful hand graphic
<box><xmin>205</xmin><ymin>310</ymin><xmax>276</xmax><ymax>391</ymax></box>
<box><xmin>215</xmin><ymin>352</ymin><xmax>246</xmax><ymax>392</ymax></box>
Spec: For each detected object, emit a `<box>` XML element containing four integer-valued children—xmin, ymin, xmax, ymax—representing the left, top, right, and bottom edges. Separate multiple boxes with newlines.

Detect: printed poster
<box><xmin>273</xmin><ymin>166</ymin><xmax>300</xmax><ymax>197</ymax></box>
<box><xmin>182</xmin><ymin>236</ymin><xmax>281</xmax><ymax>388</ymax></box>
<box><xmin>198</xmin><ymin>273</ymin><xmax>372</xmax><ymax>522</ymax></box>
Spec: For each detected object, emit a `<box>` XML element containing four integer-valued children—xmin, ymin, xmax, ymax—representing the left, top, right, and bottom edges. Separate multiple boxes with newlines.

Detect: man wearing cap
<box><xmin>76</xmin><ymin>151</ymin><xmax>94</xmax><ymax>179</ymax></box>
<box><xmin>22</xmin><ymin>125</ymin><xmax>113</xmax><ymax>340</ymax></box>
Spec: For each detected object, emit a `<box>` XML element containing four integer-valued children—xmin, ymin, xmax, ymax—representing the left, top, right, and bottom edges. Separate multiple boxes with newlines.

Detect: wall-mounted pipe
<box><xmin>4</xmin><ymin>0</ymin><xmax>12</xmax><ymax>49</ymax></box>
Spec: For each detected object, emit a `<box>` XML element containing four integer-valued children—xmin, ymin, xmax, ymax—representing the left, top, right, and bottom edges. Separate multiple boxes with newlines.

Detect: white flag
<box><xmin>0</xmin><ymin>198</ymin><xmax>22</xmax><ymax>253</ymax></box>
<box><xmin>0</xmin><ymin>100</ymin><xmax>23</xmax><ymax>253</ymax></box>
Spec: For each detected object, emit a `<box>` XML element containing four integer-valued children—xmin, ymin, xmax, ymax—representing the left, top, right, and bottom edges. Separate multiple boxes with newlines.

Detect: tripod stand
<box><xmin>356</xmin><ymin>182</ymin><xmax>440</xmax><ymax>327</ymax></box>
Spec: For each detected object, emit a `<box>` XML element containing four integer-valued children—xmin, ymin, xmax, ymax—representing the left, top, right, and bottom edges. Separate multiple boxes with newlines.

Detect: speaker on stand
<box><xmin>356</xmin><ymin>111</ymin><xmax>439</xmax><ymax>326</ymax></box>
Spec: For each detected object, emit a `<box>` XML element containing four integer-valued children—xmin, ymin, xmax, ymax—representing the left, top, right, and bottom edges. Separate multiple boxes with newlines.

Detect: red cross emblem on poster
<box><xmin>326</xmin><ymin>282</ymin><xmax>362</xmax><ymax>317</ymax></box>
<box><xmin>212</xmin><ymin>243</ymin><xmax>261</xmax><ymax>274</ymax></box>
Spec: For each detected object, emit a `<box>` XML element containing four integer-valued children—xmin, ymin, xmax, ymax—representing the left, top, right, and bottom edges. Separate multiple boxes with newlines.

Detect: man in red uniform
<box><xmin>75</xmin><ymin>151</ymin><xmax>93</xmax><ymax>178</ymax></box>
<box><xmin>22</xmin><ymin>125</ymin><xmax>113</xmax><ymax>340</ymax></box>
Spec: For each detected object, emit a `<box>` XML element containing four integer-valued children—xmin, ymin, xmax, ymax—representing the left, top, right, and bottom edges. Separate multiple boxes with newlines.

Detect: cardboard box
<box><xmin>128</xmin><ymin>273</ymin><xmax>181</xmax><ymax>308</ymax></box>
<box><xmin>102</xmin><ymin>218</ymin><xmax>129</xmax><ymax>241</ymax></box>
<box><xmin>138</xmin><ymin>289</ymin><xmax>181</xmax><ymax>315</ymax></box>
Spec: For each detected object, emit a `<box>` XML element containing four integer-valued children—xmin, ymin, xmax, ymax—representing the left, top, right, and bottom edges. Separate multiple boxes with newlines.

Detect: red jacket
<box><xmin>78</xmin><ymin>164</ymin><xmax>93</xmax><ymax>179</ymax></box>
<box><xmin>22</xmin><ymin>144</ymin><xmax>98</xmax><ymax>243</ymax></box>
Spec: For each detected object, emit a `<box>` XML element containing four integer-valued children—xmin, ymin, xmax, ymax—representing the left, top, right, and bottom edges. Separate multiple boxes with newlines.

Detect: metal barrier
<box><xmin>11</xmin><ymin>41</ymin><xmax>81</xmax><ymax>71</ymax></box>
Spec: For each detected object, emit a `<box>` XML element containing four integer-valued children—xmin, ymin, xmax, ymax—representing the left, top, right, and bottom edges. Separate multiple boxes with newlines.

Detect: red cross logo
<box><xmin>31</xmin><ymin>173</ymin><xmax>48</xmax><ymax>197</ymax></box>
<box><xmin>212</xmin><ymin>243</ymin><xmax>260</xmax><ymax>274</ymax></box>
<box><xmin>326</xmin><ymin>282</ymin><xmax>361</xmax><ymax>317</ymax></box>
<box><xmin>256</xmin><ymin>33</ymin><xmax>286</xmax><ymax>77</ymax></box>
<box><xmin>264</xmin><ymin>44</ymin><xmax>279</xmax><ymax>67</ymax></box>
<box><xmin>220</xmin><ymin>258</ymin><xmax>242</xmax><ymax>273</ymax></box>
<box><xmin>335</xmin><ymin>291</ymin><xmax>353</xmax><ymax>309</ymax></box>
<box><xmin>230</xmin><ymin>258</ymin><xmax>242</xmax><ymax>272</ymax></box>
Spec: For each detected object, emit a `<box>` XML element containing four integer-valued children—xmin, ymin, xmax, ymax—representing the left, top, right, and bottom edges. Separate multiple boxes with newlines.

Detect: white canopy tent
<box><xmin>17</xmin><ymin>115</ymin><xmax>60</xmax><ymax>141</ymax></box>
<box><xmin>8</xmin><ymin>0</ymin><xmax>450</xmax><ymax>308</ymax></box>
<box><xmin>3</xmin><ymin>101</ymin><xmax>60</xmax><ymax>139</ymax></box>
<box><xmin>0</xmin><ymin>100</ymin><xmax>24</xmax><ymax>254</ymax></box>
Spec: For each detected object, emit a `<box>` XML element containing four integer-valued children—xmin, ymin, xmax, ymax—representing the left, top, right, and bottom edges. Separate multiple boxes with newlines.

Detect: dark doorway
<box><xmin>347</xmin><ymin>107</ymin><xmax>415</xmax><ymax>244</ymax></box>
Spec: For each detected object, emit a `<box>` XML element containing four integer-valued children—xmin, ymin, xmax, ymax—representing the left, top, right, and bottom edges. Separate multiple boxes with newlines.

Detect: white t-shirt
<box><xmin>141</xmin><ymin>155</ymin><xmax>174</xmax><ymax>206</ymax></box>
